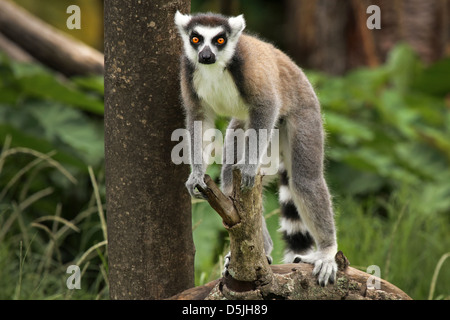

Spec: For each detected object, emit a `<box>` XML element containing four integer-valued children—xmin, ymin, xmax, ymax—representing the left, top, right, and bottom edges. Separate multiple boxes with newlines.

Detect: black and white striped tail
<box><xmin>278</xmin><ymin>166</ymin><xmax>315</xmax><ymax>262</ymax></box>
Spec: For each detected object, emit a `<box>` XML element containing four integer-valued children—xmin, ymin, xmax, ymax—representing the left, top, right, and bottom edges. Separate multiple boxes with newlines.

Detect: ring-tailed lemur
<box><xmin>175</xmin><ymin>11</ymin><xmax>338</xmax><ymax>286</ymax></box>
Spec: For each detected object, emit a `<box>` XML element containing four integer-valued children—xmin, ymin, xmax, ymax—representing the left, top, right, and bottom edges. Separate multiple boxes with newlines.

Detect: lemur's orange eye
<box><xmin>192</xmin><ymin>37</ymin><xmax>200</xmax><ymax>44</ymax></box>
<box><xmin>217</xmin><ymin>38</ymin><xmax>225</xmax><ymax>44</ymax></box>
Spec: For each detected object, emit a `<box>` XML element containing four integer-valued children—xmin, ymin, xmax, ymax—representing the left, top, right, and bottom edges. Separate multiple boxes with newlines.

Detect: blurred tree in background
<box><xmin>285</xmin><ymin>0</ymin><xmax>449</xmax><ymax>74</ymax></box>
<box><xmin>11</xmin><ymin>0</ymin><xmax>104</xmax><ymax>51</ymax></box>
<box><xmin>0</xmin><ymin>0</ymin><xmax>448</xmax><ymax>300</ymax></box>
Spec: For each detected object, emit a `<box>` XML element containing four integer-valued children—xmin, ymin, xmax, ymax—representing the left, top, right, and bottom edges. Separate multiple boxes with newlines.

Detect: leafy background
<box><xmin>0</xmin><ymin>1</ymin><xmax>449</xmax><ymax>300</ymax></box>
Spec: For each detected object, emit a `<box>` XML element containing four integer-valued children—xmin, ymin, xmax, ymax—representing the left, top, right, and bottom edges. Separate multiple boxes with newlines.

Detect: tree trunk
<box><xmin>285</xmin><ymin>0</ymin><xmax>352</xmax><ymax>75</ymax></box>
<box><xmin>104</xmin><ymin>0</ymin><xmax>194</xmax><ymax>300</ymax></box>
<box><xmin>170</xmin><ymin>171</ymin><xmax>411</xmax><ymax>300</ymax></box>
<box><xmin>0</xmin><ymin>0</ymin><xmax>104</xmax><ymax>76</ymax></box>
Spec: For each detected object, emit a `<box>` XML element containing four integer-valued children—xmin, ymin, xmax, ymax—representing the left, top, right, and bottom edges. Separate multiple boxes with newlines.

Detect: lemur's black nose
<box><xmin>199</xmin><ymin>46</ymin><xmax>216</xmax><ymax>64</ymax></box>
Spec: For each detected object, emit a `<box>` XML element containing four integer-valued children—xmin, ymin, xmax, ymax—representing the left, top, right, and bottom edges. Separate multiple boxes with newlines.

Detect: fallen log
<box><xmin>0</xmin><ymin>0</ymin><xmax>103</xmax><ymax>76</ymax></box>
<box><xmin>171</xmin><ymin>257</ymin><xmax>412</xmax><ymax>300</ymax></box>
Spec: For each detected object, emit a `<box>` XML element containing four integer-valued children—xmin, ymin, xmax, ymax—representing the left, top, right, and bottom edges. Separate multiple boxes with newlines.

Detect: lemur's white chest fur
<box><xmin>193</xmin><ymin>64</ymin><xmax>249</xmax><ymax>120</ymax></box>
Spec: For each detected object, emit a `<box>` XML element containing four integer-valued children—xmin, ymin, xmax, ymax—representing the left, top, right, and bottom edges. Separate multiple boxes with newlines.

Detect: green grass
<box><xmin>336</xmin><ymin>188</ymin><xmax>450</xmax><ymax>300</ymax></box>
<box><xmin>0</xmin><ymin>139</ymin><xmax>108</xmax><ymax>299</ymax></box>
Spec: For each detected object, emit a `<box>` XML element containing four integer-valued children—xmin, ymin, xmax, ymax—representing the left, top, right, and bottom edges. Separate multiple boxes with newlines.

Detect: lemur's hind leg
<box><xmin>281</xmin><ymin>112</ymin><xmax>337</xmax><ymax>286</ymax></box>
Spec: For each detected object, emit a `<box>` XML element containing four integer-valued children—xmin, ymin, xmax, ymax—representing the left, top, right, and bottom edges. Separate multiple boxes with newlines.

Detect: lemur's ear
<box><xmin>228</xmin><ymin>14</ymin><xmax>246</xmax><ymax>36</ymax></box>
<box><xmin>174</xmin><ymin>11</ymin><xmax>191</xmax><ymax>33</ymax></box>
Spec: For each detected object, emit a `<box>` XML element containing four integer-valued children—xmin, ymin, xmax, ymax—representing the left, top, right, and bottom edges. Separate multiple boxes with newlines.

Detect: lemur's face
<box><xmin>175</xmin><ymin>12</ymin><xmax>246</xmax><ymax>67</ymax></box>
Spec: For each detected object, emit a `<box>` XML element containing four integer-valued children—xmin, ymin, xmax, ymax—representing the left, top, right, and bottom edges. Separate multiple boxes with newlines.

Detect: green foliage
<box><xmin>0</xmin><ymin>55</ymin><xmax>104</xmax><ymax>171</ymax></box>
<box><xmin>0</xmin><ymin>55</ymin><xmax>106</xmax><ymax>299</ymax></box>
<box><xmin>310</xmin><ymin>45</ymin><xmax>450</xmax><ymax>216</ymax></box>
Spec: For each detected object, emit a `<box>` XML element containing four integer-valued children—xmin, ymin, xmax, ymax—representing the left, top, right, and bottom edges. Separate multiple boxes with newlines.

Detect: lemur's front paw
<box><xmin>185</xmin><ymin>173</ymin><xmax>207</xmax><ymax>199</ymax></box>
<box><xmin>293</xmin><ymin>249</ymin><xmax>338</xmax><ymax>287</ymax></box>
<box><xmin>234</xmin><ymin>164</ymin><xmax>258</xmax><ymax>190</ymax></box>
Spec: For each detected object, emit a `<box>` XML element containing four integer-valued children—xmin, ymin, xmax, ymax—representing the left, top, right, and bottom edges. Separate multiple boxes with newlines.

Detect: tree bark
<box><xmin>0</xmin><ymin>0</ymin><xmax>103</xmax><ymax>76</ymax></box>
<box><xmin>104</xmin><ymin>0</ymin><xmax>194</xmax><ymax>300</ymax></box>
<box><xmin>170</xmin><ymin>171</ymin><xmax>412</xmax><ymax>300</ymax></box>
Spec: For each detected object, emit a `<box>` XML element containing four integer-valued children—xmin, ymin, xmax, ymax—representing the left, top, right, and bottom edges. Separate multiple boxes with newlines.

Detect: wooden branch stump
<box><xmin>222</xmin><ymin>170</ymin><xmax>273</xmax><ymax>297</ymax></box>
<box><xmin>199</xmin><ymin>170</ymin><xmax>273</xmax><ymax>297</ymax></box>
<box><xmin>197</xmin><ymin>175</ymin><xmax>239</xmax><ymax>227</ymax></box>
<box><xmin>170</xmin><ymin>170</ymin><xmax>412</xmax><ymax>300</ymax></box>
